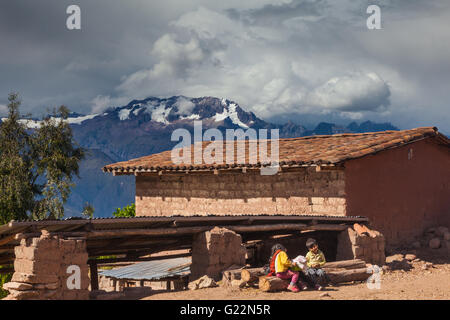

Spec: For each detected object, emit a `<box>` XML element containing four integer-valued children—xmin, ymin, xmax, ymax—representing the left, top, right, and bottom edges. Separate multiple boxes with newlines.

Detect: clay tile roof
<box><xmin>103</xmin><ymin>127</ymin><xmax>449</xmax><ymax>175</ymax></box>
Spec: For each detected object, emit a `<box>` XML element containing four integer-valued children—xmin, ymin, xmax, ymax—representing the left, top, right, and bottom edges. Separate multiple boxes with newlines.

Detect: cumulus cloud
<box><xmin>173</xmin><ymin>96</ymin><xmax>196</xmax><ymax>116</ymax></box>
<box><xmin>115</xmin><ymin>5</ymin><xmax>393</xmax><ymax>120</ymax></box>
<box><xmin>90</xmin><ymin>95</ymin><xmax>130</xmax><ymax>114</ymax></box>
<box><xmin>117</xmin><ymin>29</ymin><xmax>225</xmax><ymax>98</ymax></box>
<box><xmin>306</xmin><ymin>73</ymin><xmax>391</xmax><ymax>112</ymax></box>
<box><xmin>1</xmin><ymin>0</ymin><xmax>450</xmax><ymax>130</ymax></box>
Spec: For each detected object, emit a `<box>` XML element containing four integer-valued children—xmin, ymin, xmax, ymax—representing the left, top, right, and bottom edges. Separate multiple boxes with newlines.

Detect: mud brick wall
<box><xmin>345</xmin><ymin>139</ymin><xmax>450</xmax><ymax>245</ymax></box>
<box><xmin>136</xmin><ymin>168</ymin><xmax>346</xmax><ymax>216</ymax></box>
<box><xmin>337</xmin><ymin>227</ymin><xmax>386</xmax><ymax>266</ymax></box>
<box><xmin>190</xmin><ymin>227</ymin><xmax>246</xmax><ymax>281</ymax></box>
<box><xmin>3</xmin><ymin>231</ymin><xmax>90</xmax><ymax>300</ymax></box>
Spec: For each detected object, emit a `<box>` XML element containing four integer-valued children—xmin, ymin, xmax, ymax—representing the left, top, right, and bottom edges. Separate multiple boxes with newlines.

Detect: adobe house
<box><xmin>103</xmin><ymin>127</ymin><xmax>450</xmax><ymax>246</ymax></box>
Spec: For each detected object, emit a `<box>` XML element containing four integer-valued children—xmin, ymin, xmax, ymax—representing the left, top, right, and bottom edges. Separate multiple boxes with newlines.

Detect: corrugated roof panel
<box><xmin>99</xmin><ymin>257</ymin><xmax>191</xmax><ymax>280</ymax></box>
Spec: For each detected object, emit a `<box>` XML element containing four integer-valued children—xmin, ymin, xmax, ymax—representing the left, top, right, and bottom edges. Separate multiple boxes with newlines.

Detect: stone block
<box><xmin>61</xmin><ymin>253</ymin><xmax>88</xmax><ymax>266</ymax></box>
<box><xmin>14</xmin><ymin>258</ymin><xmax>59</xmax><ymax>275</ymax></box>
<box><xmin>40</xmin><ymin>289</ymin><xmax>59</xmax><ymax>300</ymax></box>
<box><xmin>369</xmin><ymin>239</ymin><xmax>378</xmax><ymax>251</ymax></box>
<box><xmin>352</xmin><ymin>245</ymin><xmax>364</xmax><ymax>257</ymax></box>
<box><xmin>357</xmin><ymin>235</ymin><xmax>371</xmax><ymax>246</ymax></box>
<box><xmin>363</xmin><ymin>247</ymin><xmax>372</xmax><ymax>258</ymax></box>
<box><xmin>75</xmin><ymin>240</ymin><xmax>87</xmax><ymax>252</ymax></box>
<box><xmin>34</xmin><ymin>282</ymin><xmax>60</xmax><ymax>290</ymax></box>
<box><xmin>6</xmin><ymin>289</ymin><xmax>40</xmax><ymax>300</ymax></box>
<box><xmin>11</xmin><ymin>272</ymin><xmax>59</xmax><ymax>284</ymax></box>
<box><xmin>76</xmin><ymin>290</ymin><xmax>90</xmax><ymax>300</ymax></box>
<box><xmin>30</xmin><ymin>237</ymin><xmax>58</xmax><ymax>250</ymax></box>
<box><xmin>2</xmin><ymin>281</ymin><xmax>34</xmax><ymax>291</ymax></box>
<box><xmin>60</xmin><ymin>239</ymin><xmax>77</xmax><ymax>253</ymax></box>
<box><xmin>15</xmin><ymin>246</ymin><xmax>61</xmax><ymax>262</ymax></box>
<box><xmin>60</xmin><ymin>290</ymin><xmax>78</xmax><ymax>300</ymax></box>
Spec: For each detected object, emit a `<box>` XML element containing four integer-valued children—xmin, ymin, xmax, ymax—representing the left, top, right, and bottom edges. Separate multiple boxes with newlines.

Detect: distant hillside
<box><xmin>64</xmin><ymin>149</ymin><xmax>134</xmax><ymax>218</ymax></box>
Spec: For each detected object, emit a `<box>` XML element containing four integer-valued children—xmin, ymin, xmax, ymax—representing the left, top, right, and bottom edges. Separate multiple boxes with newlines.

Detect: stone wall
<box><xmin>337</xmin><ymin>227</ymin><xmax>386</xmax><ymax>266</ymax></box>
<box><xmin>190</xmin><ymin>227</ymin><xmax>246</xmax><ymax>281</ymax></box>
<box><xmin>136</xmin><ymin>168</ymin><xmax>346</xmax><ymax>217</ymax></box>
<box><xmin>3</xmin><ymin>231</ymin><xmax>90</xmax><ymax>300</ymax></box>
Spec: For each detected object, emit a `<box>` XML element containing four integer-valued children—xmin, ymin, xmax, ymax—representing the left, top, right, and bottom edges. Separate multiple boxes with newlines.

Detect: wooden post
<box><xmin>111</xmin><ymin>279</ymin><xmax>117</xmax><ymax>291</ymax></box>
<box><xmin>89</xmin><ymin>261</ymin><xmax>99</xmax><ymax>291</ymax></box>
<box><xmin>116</xmin><ymin>280</ymin><xmax>124</xmax><ymax>292</ymax></box>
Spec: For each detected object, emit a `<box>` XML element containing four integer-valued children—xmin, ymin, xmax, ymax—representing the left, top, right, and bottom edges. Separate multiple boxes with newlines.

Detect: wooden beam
<box><xmin>88</xmin><ymin>242</ymin><xmax>192</xmax><ymax>257</ymax></box>
<box><xmin>90</xmin><ymin>252</ymin><xmax>191</xmax><ymax>265</ymax></box>
<box><xmin>88</xmin><ymin>261</ymin><xmax>99</xmax><ymax>291</ymax></box>
<box><xmin>301</xmin><ymin>224</ymin><xmax>348</xmax><ymax>231</ymax></box>
<box><xmin>15</xmin><ymin>231</ymin><xmax>86</xmax><ymax>240</ymax></box>
<box><xmin>0</xmin><ymin>234</ymin><xmax>16</xmax><ymax>246</ymax></box>
<box><xmin>229</xmin><ymin>223</ymin><xmax>307</xmax><ymax>233</ymax></box>
<box><xmin>2</xmin><ymin>215</ymin><xmax>368</xmax><ymax>231</ymax></box>
<box><xmin>85</xmin><ymin>224</ymin><xmax>310</xmax><ymax>239</ymax></box>
<box><xmin>86</xmin><ymin>226</ymin><xmax>211</xmax><ymax>239</ymax></box>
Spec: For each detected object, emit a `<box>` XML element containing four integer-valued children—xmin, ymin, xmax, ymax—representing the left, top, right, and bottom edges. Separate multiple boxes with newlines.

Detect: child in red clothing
<box><xmin>267</xmin><ymin>244</ymin><xmax>307</xmax><ymax>292</ymax></box>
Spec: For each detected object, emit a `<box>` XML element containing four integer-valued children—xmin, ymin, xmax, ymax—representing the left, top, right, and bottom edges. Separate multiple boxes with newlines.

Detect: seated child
<box><xmin>305</xmin><ymin>238</ymin><xmax>328</xmax><ymax>290</ymax></box>
<box><xmin>267</xmin><ymin>243</ymin><xmax>307</xmax><ymax>292</ymax></box>
<box><xmin>292</xmin><ymin>255</ymin><xmax>315</xmax><ymax>289</ymax></box>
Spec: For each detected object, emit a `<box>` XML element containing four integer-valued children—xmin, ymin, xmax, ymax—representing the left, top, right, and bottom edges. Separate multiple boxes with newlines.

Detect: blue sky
<box><xmin>1</xmin><ymin>0</ymin><xmax>449</xmax><ymax>132</ymax></box>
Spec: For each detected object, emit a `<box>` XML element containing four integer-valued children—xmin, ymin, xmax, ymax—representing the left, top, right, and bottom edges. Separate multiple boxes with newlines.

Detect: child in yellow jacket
<box><xmin>305</xmin><ymin>238</ymin><xmax>329</xmax><ymax>290</ymax></box>
<box><xmin>267</xmin><ymin>244</ymin><xmax>307</xmax><ymax>292</ymax></box>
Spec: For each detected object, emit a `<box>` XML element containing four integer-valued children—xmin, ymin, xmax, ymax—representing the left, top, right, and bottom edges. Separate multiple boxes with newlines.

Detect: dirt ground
<box><xmin>127</xmin><ymin>247</ymin><xmax>450</xmax><ymax>300</ymax></box>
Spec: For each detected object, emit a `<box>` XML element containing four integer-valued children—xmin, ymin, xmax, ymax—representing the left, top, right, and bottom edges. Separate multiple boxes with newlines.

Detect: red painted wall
<box><xmin>345</xmin><ymin>138</ymin><xmax>450</xmax><ymax>245</ymax></box>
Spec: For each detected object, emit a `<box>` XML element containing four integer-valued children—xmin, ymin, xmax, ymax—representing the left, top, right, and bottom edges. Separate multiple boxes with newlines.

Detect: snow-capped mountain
<box><xmin>67</xmin><ymin>96</ymin><xmax>309</xmax><ymax>162</ymax></box>
<box><xmin>90</xmin><ymin>96</ymin><xmax>266</xmax><ymax>129</ymax></box>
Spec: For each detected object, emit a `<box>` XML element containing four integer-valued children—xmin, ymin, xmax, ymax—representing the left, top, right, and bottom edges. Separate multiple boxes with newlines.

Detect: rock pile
<box><xmin>188</xmin><ymin>275</ymin><xmax>217</xmax><ymax>290</ymax></box>
<box><xmin>413</xmin><ymin>226</ymin><xmax>449</xmax><ymax>250</ymax></box>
